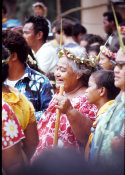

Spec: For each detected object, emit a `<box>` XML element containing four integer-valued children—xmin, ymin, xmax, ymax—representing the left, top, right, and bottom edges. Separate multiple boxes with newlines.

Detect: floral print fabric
<box><xmin>32</xmin><ymin>93</ymin><xmax>97</xmax><ymax>161</ymax></box>
<box><xmin>2</xmin><ymin>101</ymin><xmax>25</xmax><ymax>150</ymax></box>
<box><xmin>90</xmin><ymin>92</ymin><xmax>125</xmax><ymax>166</ymax></box>
<box><xmin>2</xmin><ymin>86</ymin><xmax>36</xmax><ymax>131</ymax></box>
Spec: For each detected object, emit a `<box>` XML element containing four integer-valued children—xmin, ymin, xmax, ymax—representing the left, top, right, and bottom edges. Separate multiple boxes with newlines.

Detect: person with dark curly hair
<box><xmin>2</xmin><ymin>30</ymin><xmax>53</xmax><ymax>122</ymax></box>
<box><xmin>2</xmin><ymin>44</ymin><xmax>38</xmax><ymax>165</ymax></box>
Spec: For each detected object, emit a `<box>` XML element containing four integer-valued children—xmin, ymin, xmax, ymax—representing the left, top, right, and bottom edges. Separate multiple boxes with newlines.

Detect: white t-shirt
<box><xmin>5</xmin><ymin>74</ymin><xmax>25</xmax><ymax>87</ymax></box>
<box><xmin>34</xmin><ymin>42</ymin><xmax>59</xmax><ymax>75</ymax></box>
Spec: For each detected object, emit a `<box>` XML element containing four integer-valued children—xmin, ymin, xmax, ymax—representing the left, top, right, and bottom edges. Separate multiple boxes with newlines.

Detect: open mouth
<box><xmin>56</xmin><ymin>79</ymin><xmax>63</xmax><ymax>83</ymax></box>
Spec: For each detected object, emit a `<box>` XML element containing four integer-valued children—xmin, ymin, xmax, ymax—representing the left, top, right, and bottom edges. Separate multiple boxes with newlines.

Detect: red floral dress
<box><xmin>2</xmin><ymin>101</ymin><xmax>25</xmax><ymax>150</ymax></box>
<box><xmin>32</xmin><ymin>93</ymin><xmax>98</xmax><ymax>161</ymax></box>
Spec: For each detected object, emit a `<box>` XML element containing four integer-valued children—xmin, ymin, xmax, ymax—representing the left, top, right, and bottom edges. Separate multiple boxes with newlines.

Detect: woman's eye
<box><xmin>60</xmin><ymin>68</ymin><xmax>66</xmax><ymax>72</ymax></box>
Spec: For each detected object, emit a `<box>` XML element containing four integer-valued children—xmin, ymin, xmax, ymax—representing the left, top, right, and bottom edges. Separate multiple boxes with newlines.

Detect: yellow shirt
<box><xmin>2</xmin><ymin>86</ymin><xmax>36</xmax><ymax>131</ymax></box>
<box><xmin>85</xmin><ymin>100</ymin><xmax>115</xmax><ymax>161</ymax></box>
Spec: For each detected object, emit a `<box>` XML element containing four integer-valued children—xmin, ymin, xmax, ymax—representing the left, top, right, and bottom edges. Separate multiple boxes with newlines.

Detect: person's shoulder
<box><xmin>42</xmin><ymin>42</ymin><xmax>57</xmax><ymax>52</ymax></box>
<box><xmin>29</xmin><ymin>67</ymin><xmax>51</xmax><ymax>83</ymax></box>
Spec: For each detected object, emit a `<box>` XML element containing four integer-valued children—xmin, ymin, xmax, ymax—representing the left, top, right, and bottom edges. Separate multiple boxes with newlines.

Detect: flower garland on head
<box><xmin>2</xmin><ymin>45</ymin><xmax>11</xmax><ymax>64</ymax></box>
<box><xmin>119</xmin><ymin>26</ymin><xmax>125</xmax><ymax>32</ymax></box>
<box><xmin>58</xmin><ymin>48</ymin><xmax>96</xmax><ymax>68</ymax></box>
<box><xmin>100</xmin><ymin>45</ymin><xmax>116</xmax><ymax>60</ymax></box>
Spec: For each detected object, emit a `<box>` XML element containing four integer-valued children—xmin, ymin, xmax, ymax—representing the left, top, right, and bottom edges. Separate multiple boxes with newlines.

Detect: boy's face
<box><xmin>85</xmin><ymin>75</ymin><xmax>100</xmax><ymax>105</ymax></box>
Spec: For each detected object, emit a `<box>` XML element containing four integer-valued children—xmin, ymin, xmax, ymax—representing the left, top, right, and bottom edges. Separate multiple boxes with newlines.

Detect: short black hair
<box><xmin>103</xmin><ymin>11</ymin><xmax>122</xmax><ymax>24</ymax></box>
<box><xmin>2</xmin><ymin>30</ymin><xmax>29</xmax><ymax>64</ymax></box>
<box><xmin>87</xmin><ymin>35</ymin><xmax>104</xmax><ymax>47</ymax></box>
<box><xmin>87</xmin><ymin>45</ymin><xmax>100</xmax><ymax>55</ymax></box>
<box><xmin>72</xmin><ymin>23</ymin><xmax>87</xmax><ymax>37</ymax></box>
<box><xmin>24</xmin><ymin>15</ymin><xmax>49</xmax><ymax>42</ymax></box>
<box><xmin>56</xmin><ymin>18</ymin><xmax>73</xmax><ymax>36</ymax></box>
<box><xmin>92</xmin><ymin>70</ymin><xmax>120</xmax><ymax>100</ymax></box>
<box><xmin>79</xmin><ymin>34</ymin><xmax>94</xmax><ymax>42</ymax></box>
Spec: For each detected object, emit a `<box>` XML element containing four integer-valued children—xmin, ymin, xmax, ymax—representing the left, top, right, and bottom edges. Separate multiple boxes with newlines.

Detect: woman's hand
<box><xmin>55</xmin><ymin>95</ymin><xmax>73</xmax><ymax>114</ymax></box>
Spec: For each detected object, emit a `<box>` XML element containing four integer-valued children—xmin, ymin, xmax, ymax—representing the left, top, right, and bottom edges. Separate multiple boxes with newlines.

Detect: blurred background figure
<box><xmin>72</xmin><ymin>22</ymin><xmax>87</xmax><ymax>44</ymax></box>
<box><xmin>32</xmin><ymin>1</ymin><xmax>52</xmax><ymax>39</ymax></box>
<box><xmin>80</xmin><ymin>34</ymin><xmax>94</xmax><ymax>49</ymax></box>
<box><xmin>2</xmin><ymin>4</ymin><xmax>21</xmax><ymax>30</ymax></box>
<box><xmin>20</xmin><ymin>148</ymin><xmax>88</xmax><ymax>175</ymax></box>
<box><xmin>2</xmin><ymin>5</ymin><xmax>7</xmax><ymax>29</ymax></box>
<box><xmin>55</xmin><ymin>18</ymin><xmax>80</xmax><ymax>48</ymax></box>
<box><xmin>102</xmin><ymin>11</ymin><xmax>123</xmax><ymax>46</ymax></box>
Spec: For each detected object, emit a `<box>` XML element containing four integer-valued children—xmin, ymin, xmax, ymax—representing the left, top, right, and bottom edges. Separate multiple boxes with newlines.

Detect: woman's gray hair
<box><xmin>63</xmin><ymin>46</ymin><xmax>97</xmax><ymax>86</ymax></box>
<box><xmin>64</xmin><ymin>46</ymin><xmax>91</xmax><ymax>75</ymax></box>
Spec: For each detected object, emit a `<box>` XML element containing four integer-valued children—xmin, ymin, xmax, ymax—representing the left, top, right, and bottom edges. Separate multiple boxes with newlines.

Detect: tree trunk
<box><xmin>56</xmin><ymin>0</ymin><xmax>61</xmax><ymax>16</ymax></box>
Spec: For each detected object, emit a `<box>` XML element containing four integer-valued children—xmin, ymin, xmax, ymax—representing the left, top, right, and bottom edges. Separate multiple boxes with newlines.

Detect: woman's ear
<box><xmin>76</xmin><ymin>74</ymin><xmax>82</xmax><ymax>80</ymax></box>
<box><xmin>99</xmin><ymin>87</ymin><xmax>106</xmax><ymax>97</ymax></box>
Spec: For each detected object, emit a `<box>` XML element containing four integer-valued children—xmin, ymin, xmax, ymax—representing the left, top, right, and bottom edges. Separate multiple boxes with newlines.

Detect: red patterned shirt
<box><xmin>32</xmin><ymin>93</ymin><xmax>97</xmax><ymax>161</ymax></box>
<box><xmin>2</xmin><ymin>101</ymin><xmax>25</xmax><ymax>150</ymax></box>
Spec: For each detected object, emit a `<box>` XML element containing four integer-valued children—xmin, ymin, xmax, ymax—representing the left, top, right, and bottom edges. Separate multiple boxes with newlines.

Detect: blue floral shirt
<box><xmin>14</xmin><ymin>65</ymin><xmax>54</xmax><ymax>122</ymax></box>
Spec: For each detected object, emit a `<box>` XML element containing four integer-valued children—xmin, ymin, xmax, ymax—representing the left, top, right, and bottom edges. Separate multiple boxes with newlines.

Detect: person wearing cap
<box><xmin>32</xmin><ymin>1</ymin><xmax>52</xmax><ymax>35</ymax></box>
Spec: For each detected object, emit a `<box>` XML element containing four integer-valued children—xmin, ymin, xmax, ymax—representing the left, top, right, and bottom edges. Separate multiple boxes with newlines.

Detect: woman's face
<box><xmin>85</xmin><ymin>75</ymin><xmax>100</xmax><ymax>105</ymax></box>
<box><xmin>55</xmin><ymin>56</ymin><xmax>78</xmax><ymax>92</ymax></box>
<box><xmin>99</xmin><ymin>53</ymin><xmax>113</xmax><ymax>70</ymax></box>
<box><xmin>114</xmin><ymin>49</ymin><xmax>125</xmax><ymax>92</ymax></box>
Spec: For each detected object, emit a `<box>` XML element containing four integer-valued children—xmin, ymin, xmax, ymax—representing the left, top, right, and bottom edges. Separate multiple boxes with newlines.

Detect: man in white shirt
<box><xmin>23</xmin><ymin>15</ymin><xmax>58</xmax><ymax>76</ymax></box>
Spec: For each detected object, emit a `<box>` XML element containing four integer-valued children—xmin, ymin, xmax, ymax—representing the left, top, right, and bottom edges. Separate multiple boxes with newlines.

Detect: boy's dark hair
<box><xmin>79</xmin><ymin>34</ymin><xmax>94</xmax><ymax>42</ymax></box>
<box><xmin>2</xmin><ymin>30</ymin><xmax>29</xmax><ymax>64</ymax></box>
<box><xmin>92</xmin><ymin>70</ymin><xmax>120</xmax><ymax>100</ymax></box>
<box><xmin>86</xmin><ymin>45</ymin><xmax>100</xmax><ymax>55</ymax></box>
<box><xmin>56</xmin><ymin>18</ymin><xmax>73</xmax><ymax>36</ymax></box>
<box><xmin>103</xmin><ymin>11</ymin><xmax>122</xmax><ymax>24</ymax></box>
<box><xmin>72</xmin><ymin>23</ymin><xmax>87</xmax><ymax>37</ymax></box>
<box><xmin>24</xmin><ymin>15</ymin><xmax>49</xmax><ymax>42</ymax></box>
<box><xmin>87</xmin><ymin>34</ymin><xmax>104</xmax><ymax>47</ymax></box>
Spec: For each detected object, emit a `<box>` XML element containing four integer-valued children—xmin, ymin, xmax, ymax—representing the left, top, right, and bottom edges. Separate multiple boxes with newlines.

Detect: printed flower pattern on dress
<box><xmin>2</xmin><ymin>101</ymin><xmax>25</xmax><ymax>150</ymax></box>
<box><xmin>32</xmin><ymin>93</ymin><xmax>97</xmax><ymax>161</ymax></box>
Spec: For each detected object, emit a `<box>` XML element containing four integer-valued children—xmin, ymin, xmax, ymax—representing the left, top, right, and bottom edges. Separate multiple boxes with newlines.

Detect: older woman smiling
<box><xmin>32</xmin><ymin>47</ymin><xmax>98</xmax><ymax>161</ymax></box>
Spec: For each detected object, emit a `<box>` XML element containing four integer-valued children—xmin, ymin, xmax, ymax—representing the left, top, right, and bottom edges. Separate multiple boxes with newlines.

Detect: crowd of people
<box><xmin>2</xmin><ymin>1</ymin><xmax>125</xmax><ymax>175</ymax></box>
